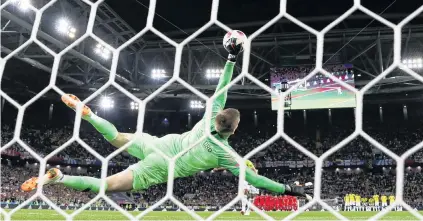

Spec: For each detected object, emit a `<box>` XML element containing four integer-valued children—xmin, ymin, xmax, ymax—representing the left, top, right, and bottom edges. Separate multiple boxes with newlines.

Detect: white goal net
<box><xmin>1</xmin><ymin>0</ymin><xmax>423</xmax><ymax>220</ymax></box>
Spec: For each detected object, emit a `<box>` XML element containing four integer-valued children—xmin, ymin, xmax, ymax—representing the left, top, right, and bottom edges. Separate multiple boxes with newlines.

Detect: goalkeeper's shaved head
<box><xmin>215</xmin><ymin>108</ymin><xmax>240</xmax><ymax>136</ymax></box>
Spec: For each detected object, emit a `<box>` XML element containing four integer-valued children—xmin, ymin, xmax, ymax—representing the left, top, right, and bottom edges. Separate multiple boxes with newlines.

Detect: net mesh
<box><xmin>1</xmin><ymin>0</ymin><xmax>423</xmax><ymax>220</ymax></box>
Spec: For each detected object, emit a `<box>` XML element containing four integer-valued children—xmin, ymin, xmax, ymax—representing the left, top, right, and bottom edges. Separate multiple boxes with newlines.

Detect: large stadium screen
<box><xmin>270</xmin><ymin>64</ymin><xmax>356</xmax><ymax>110</ymax></box>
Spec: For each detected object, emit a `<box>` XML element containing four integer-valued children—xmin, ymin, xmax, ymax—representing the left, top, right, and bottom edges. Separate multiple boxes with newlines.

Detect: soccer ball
<box><xmin>223</xmin><ymin>30</ymin><xmax>247</xmax><ymax>49</ymax></box>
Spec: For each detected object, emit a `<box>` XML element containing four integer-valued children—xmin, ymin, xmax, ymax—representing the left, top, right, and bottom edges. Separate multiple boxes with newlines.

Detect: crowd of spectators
<box><xmin>1</xmin><ymin>163</ymin><xmax>423</xmax><ymax>209</ymax></box>
<box><xmin>1</xmin><ymin>108</ymin><xmax>423</xmax><ymax>209</ymax></box>
<box><xmin>1</xmin><ymin>124</ymin><xmax>138</xmax><ymax>166</ymax></box>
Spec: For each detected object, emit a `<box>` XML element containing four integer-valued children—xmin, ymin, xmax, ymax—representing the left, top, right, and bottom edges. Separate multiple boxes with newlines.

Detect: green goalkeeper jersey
<box><xmin>167</xmin><ymin>61</ymin><xmax>285</xmax><ymax>193</ymax></box>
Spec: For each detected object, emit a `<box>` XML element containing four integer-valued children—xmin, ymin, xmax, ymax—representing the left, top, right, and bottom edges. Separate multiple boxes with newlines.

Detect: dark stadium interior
<box><xmin>2</xmin><ymin>0</ymin><xmax>423</xmax><ymax>218</ymax></box>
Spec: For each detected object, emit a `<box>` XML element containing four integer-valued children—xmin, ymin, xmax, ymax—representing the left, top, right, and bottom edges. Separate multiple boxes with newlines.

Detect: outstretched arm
<box><xmin>217</xmin><ymin>152</ymin><xmax>312</xmax><ymax>198</ymax></box>
<box><xmin>224</xmin><ymin>159</ymin><xmax>286</xmax><ymax>193</ymax></box>
<box><xmin>209</xmin><ymin>61</ymin><xmax>235</xmax><ymax>115</ymax></box>
<box><xmin>206</xmin><ymin>33</ymin><xmax>244</xmax><ymax>118</ymax></box>
<box><xmin>217</xmin><ymin>151</ymin><xmax>285</xmax><ymax>193</ymax></box>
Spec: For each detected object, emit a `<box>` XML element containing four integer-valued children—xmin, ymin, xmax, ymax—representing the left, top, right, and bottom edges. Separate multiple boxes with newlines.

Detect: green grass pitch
<box><xmin>2</xmin><ymin>209</ymin><xmax>422</xmax><ymax>220</ymax></box>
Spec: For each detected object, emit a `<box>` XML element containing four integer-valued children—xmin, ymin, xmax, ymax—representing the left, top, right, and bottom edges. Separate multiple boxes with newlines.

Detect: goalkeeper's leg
<box><xmin>21</xmin><ymin>168</ymin><xmax>134</xmax><ymax>193</ymax></box>
<box><xmin>61</xmin><ymin>94</ymin><xmax>158</xmax><ymax>160</ymax></box>
<box><xmin>22</xmin><ymin>153</ymin><xmax>168</xmax><ymax>193</ymax></box>
<box><xmin>62</xmin><ymin>94</ymin><xmax>120</xmax><ymax>145</ymax></box>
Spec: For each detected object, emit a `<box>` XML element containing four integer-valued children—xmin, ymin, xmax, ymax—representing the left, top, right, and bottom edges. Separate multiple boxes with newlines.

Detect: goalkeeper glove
<box><xmin>223</xmin><ymin>37</ymin><xmax>244</xmax><ymax>62</ymax></box>
<box><xmin>284</xmin><ymin>181</ymin><xmax>313</xmax><ymax>201</ymax></box>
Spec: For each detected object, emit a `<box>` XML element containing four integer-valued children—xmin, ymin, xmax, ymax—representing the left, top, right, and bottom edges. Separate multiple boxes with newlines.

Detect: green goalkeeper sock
<box><xmin>60</xmin><ymin>175</ymin><xmax>106</xmax><ymax>193</ymax></box>
<box><xmin>84</xmin><ymin>113</ymin><xmax>118</xmax><ymax>141</ymax></box>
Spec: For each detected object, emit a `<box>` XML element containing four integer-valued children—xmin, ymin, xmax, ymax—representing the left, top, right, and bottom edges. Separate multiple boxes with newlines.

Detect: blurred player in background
<box><xmin>215</xmin><ymin>159</ymin><xmax>259</xmax><ymax>215</ymax></box>
<box><xmin>254</xmin><ymin>194</ymin><xmax>265</xmax><ymax>210</ymax></box>
<box><xmin>265</xmin><ymin>194</ymin><xmax>271</xmax><ymax>211</ymax></box>
<box><xmin>355</xmin><ymin>194</ymin><xmax>361</xmax><ymax>211</ymax></box>
<box><xmin>241</xmin><ymin>160</ymin><xmax>259</xmax><ymax>216</ymax></box>
<box><xmin>389</xmin><ymin>194</ymin><xmax>402</xmax><ymax>211</ymax></box>
<box><xmin>289</xmin><ymin>195</ymin><xmax>298</xmax><ymax>211</ymax></box>
<box><xmin>344</xmin><ymin>194</ymin><xmax>350</xmax><ymax>211</ymax></box>
<box><xmin>277</xmin><ymin>196</ymin><xmax>284</xmax><ymax>211</ymax></box>
<box><xmin>349</xmin><ymin>193</ymin><xmax>355</xmax><ymax>211</ymax></box>
<box><xmin>389</xmin><ymin>195</ymin><xmax>395</xmax><ymax>210</ymax></box>
<box><xmin>381</xmin><ymin>195</ymin><xmax>388</xmax><ymax>209</ymax></box>
<box><xmin>362</xmin><ymin>197</ymin><xmax>368</xmax><ymax>211</ymax></box>
<box><xmin>373</xmin><ymin>194</ymin><xmax>380</xmax><ymax>211</ymax></box>
<box><xmin>368</xmin><ymin>197</ymin><xmax>375</xmax><ymax>211</ymax></box>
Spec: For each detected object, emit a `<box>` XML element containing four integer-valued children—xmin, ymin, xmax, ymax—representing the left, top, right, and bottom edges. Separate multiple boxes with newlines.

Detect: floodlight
<box><xmin>130</xmin><ymin>101</ymin><xmax>139</xmax><ymax>110</ymax></box>
<box><xmin>206</xmin><ymin>69</ymin><xmax>223</xmax><ymax>78</ymax></box>
<box><xmin>101</xmin><ymin>52</ymin><xmax>110</xmax><ymax>60</ymax></box>
<box><xmin>151</xmin><ymin>69</ymin><xmax>166</xmax><ymax>79</ymax></box>
<box><xmin>100</xmin><ymin>96</ymin><xmax>114</xmax><ymax>109</ymax></box>
<box><xmin>402</xmin><ymin>58</ymin><xmax>423</xmax><ymax>69</ymax></box>
<box><xmin>94</xmin><ymin>44</ymin><xmax>111</xmax><ymax>60</ymax></box>
<box><xmin>102</xmin><ymin>48</ymin><xmax>111</xmax><ymax>56</ymax></box>
<box><xmin>57</xmin><ymin>18</ymin><xmax>70</xmax><ymax>34</ymax></box>
<box><xmin>190</xmin><ymin>100</ymin><xmax>204</xmax><ymax>109</ymax></box>
<box><xmin>205</xmin><ymin>69</ymin><xmax>222</xmax><ymax>79</ymax></box>
<box><xmin>12</xmin><ymin>0</ymin><xmax>31</xmax><ymax>12</ymax></box>
<box><xmin>68</xmin><ymin>32</ymin><xmax>75</xmax><ymax>39</ymax></box>
<box><xmin>94</xmin><ymin>47</ymin><xmax>101</xmax><ymax>54</ymax></box>
<box><xmin>56</xmin><ymin>18</ymin><xmax>77</xmax><ymax>39</ymax></box>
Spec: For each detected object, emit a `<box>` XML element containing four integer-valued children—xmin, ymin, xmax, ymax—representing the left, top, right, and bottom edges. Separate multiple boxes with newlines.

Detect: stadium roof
<box><xmin>2</xmin><ymin>0</ymin><xmax>423</xmax><ymax>108</ymax></box>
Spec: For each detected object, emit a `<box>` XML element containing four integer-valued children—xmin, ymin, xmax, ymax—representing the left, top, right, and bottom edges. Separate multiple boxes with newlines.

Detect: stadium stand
<box><xmin>2</xmin><ymin>106</ymin><xmax>423</xmax><ymax>210</ymax></box>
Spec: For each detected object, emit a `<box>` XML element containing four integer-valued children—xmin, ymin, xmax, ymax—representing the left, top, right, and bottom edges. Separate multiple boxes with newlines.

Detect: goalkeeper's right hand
<box><xmin>223</xmin><ymin>37</ymin><xmax>244</xmax><ymax>62</ymax></box>
<box><xmin>284</xmin><ymin>182</ymin><xmax>313</xmax><ymax>201</ymax></box>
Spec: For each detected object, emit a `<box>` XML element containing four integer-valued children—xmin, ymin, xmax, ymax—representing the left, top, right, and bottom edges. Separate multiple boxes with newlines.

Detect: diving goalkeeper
<box><xmin>21</xmin><ymin>36</ymin><xmax>312</xmax><ymax>199</ymax></box>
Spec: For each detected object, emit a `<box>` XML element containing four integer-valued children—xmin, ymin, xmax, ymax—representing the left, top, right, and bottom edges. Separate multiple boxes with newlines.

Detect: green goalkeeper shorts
<box><xmin>127</xmin><ymin>153</ymin><xmax>169</xmax><ymax>190</ymax></box>
<box><xmin>126</xmin><ymin>133</ymin><xmax>180</xmax><ymax>190</ymax></box>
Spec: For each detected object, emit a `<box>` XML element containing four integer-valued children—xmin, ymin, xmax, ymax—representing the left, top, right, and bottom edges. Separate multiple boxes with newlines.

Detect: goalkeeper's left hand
<box><xmin>223</xmin><ymin>37</ymin><xmax>244</xmax><ymax>62</ymax></box>
<box><xmin>284</xmin><ymin>181</ymin><xmax>313</xmax><ymax>201</ymax></box>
